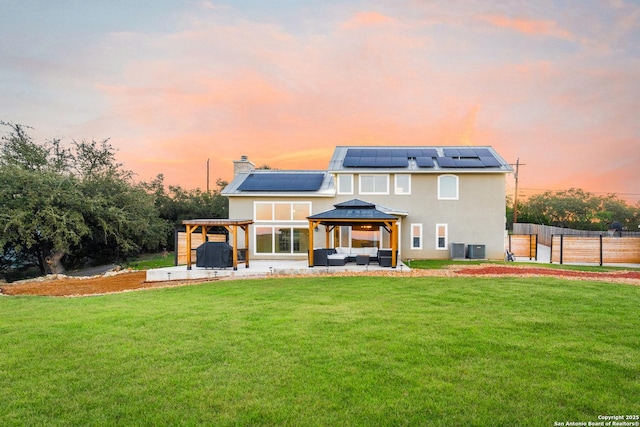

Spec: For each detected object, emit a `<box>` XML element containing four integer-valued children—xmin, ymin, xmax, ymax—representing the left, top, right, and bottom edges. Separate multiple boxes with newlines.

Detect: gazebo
<box><xmin>182</xmin><ymin>219</ymin><xmax>253</xmax><ymax>270</ymax></box>
<box><xmin>307</xmin><ymin>199</ymin><xmax>400</xmax><ymax>268</ymax></box>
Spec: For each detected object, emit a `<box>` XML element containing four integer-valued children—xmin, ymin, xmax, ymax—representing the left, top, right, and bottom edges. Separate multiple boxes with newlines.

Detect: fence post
<box><xmin>599</xmin><ymin>235</ymin><xmax>603</xmax><ymax>266</ymax></box>
<box><xmin>550</xmin><ymin>234</ymin><xmax>554</xmax><ymax>264</ymax></box>
<box><xmin>560</xmin><ymin>234</ymin><xmax>564</xmax><ymax>265</ymax></box>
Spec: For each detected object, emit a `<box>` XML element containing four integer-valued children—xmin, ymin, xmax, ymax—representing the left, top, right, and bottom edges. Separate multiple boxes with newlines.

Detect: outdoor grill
<box><xmin>195</xmin><ymin>242</ymin><xmax>234</xmax><ymax>269</ymax></box>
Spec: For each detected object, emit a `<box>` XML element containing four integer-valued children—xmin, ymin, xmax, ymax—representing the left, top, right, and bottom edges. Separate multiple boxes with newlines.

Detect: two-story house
<box><xmin>221</xmin><ymin>146</ymin><xmax>512</xmax><ymax>263</ymax></box>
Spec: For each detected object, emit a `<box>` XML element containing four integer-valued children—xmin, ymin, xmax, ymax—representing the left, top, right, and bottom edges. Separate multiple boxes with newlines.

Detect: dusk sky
<box><xmin>1</xmin><ymin>1</ymin><xmax>639</xmax><ymax>202</ymax></box>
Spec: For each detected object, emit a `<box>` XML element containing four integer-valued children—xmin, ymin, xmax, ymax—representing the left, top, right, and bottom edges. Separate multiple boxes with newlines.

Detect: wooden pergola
<box><xmin>307</xmin><ymin>200</ymin><xmax>400</xmax><ymax>268</ymax></box>
<box><xmin>182</xmin><ymin>219</ymin><xmax>253</xmax><ymax>270</ymax></box>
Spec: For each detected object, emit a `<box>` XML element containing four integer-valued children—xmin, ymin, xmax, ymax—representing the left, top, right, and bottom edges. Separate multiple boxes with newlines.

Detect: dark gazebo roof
<box><xmin>307</xmin><ymin>199</ymin><xmax>397</xmax><ymax>222</ymax></box>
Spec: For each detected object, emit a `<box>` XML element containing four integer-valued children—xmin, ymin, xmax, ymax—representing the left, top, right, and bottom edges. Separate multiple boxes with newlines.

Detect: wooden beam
<box><xmin>325</xmin><ymin>225</ymin><xmax>331</xmax><ymax>248</ymax></box>
<box><xmin>243</xmin><ymin>224</ymin><xmax>250</xmax><ymax>268</ymax></box>
<box><xmin>186</xmin><ymin>224</ymin><xmax>193</xmax><ymax>270</ymax></box>
<box><xmin>391</xmin><ymin>221</ymin><xmax>398</xmax><ymax>268</ymax></box>
<box><xmin>232</xmin><ymin>224</ymin><xmax>238</xmax><ymax>270</ymax></box>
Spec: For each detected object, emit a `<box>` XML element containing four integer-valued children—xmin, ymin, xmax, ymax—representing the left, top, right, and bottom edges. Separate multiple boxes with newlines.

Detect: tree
<box><xmin>0</xmin><ymin>122</ymin><xmax>170</xmax><ymax>275</ymax></box>
<box><xmin>141</xmin><ymin>174</ymin><xmax>229</xmax><ymax>249</ymax></box>
<box><xmin>517</xmin><ymin>188</ymin><xmax>638</xmax><ymax>231</ymax></box>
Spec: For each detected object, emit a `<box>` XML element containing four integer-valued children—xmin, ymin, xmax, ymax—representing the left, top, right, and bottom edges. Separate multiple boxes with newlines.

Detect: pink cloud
<box><xmin>479</xmin><ymin>14</ymin><xmax>573</xmax><ymax>40</ymax></box>
<box><xmin>340</xmin><ymin>11</ymin><xmax>397</xmax><ymax>30</ymax></box>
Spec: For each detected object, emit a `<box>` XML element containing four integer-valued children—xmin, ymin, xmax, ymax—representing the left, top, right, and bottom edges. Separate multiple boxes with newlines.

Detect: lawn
<box><xmin>1</xmin><ymin>276</ymin><xmax>638</xmax><ymax>426</ymax></box>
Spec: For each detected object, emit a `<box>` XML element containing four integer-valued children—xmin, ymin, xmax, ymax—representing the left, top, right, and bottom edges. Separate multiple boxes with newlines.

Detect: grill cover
<box><xmin>195</xmin><ymin>242</ymin><xmax>233</xmax><ymax>268</ymax></box>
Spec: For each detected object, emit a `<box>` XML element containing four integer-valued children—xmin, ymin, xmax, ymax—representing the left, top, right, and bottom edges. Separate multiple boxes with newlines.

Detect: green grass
<box><xmin>1</xmin><ymin>276</ymin><xmax>639</xmax><ymax>426</ymax></box>
<box><xmin>124</xmin><ymin>251</ymin><xmax>175</xmax><ymax>270</ymax></box>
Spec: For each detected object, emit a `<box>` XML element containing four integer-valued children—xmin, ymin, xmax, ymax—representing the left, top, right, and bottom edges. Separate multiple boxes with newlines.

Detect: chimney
<box><xmin>233</xmin><ymin>155</ymin><xmax>255</xmax><ymax>177</ymax></box>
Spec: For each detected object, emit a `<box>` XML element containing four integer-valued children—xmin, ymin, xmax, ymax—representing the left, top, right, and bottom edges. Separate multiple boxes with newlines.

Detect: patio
<box><xmin>145</xmin><ymin>259</ymin><xmax>411</xmax><ymax>282</ymax></box>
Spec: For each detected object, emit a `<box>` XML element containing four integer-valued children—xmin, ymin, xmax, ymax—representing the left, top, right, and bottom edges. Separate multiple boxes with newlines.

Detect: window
<box><xmin>253</xmin><ymin>202</ymin><xmax>311</xmax><ymax>255</ymax></box>
<box><xmin>436</xmin><ymin>224</ymin><xmax>448</xmax><ymax>250</ymax></box>
<box><xmin>360</xmin><ymin>174</ymin><xmax>389</xmax><ymax>194</ymax></box>
<box><xmin>256</xmin><ymin>227</ymin><xmax>274</xmax><ymax>253</ymax></box>
<box><xmin>254</xmin><ymin>202</ymin><xmax>311</xmax><ymax>222</ymax></box>
<box><xmin>255</xmin><ymin>227</ymin><xmax>309</xmax><ymax>255</ymax></box>
<box><xmin>351</xmin><ymin>225</ymin><xmax>380</xmax><ymax>248</ymax></box>
<box><xmin>411</xmin><ymin>223</ymin><xmax>422</xmax><ymax>249</ymax></box>
<box><xmin>395</xmin><ymin>174</ymin><xmax>411</xmax><ymax>195</ymax></box>
<box><xmin>337</xmin><ymin>174</ymin><xmax>353</xmax><ymax>194</ymax></box>
<box><xmin>438</xmin><ymin>175</ymin><xmax>458</xmax><ymax>200</ymax></box>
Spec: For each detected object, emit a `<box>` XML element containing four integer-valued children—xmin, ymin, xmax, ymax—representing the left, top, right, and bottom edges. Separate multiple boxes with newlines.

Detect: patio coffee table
<box><xmin>355</xmin><ymin>254</ymin><xmax>370</xmax><ymax>265</ymax></box>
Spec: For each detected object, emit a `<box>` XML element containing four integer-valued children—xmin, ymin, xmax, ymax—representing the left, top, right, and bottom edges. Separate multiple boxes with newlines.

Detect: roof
<box><xmin>328</xmin><ymin>146</ymin><xmax>513</xmax><ymax>173</ymax></box>
<box><xmin>222</xmin><ymin>145</ymin><xmax>512</xmax><ymax>196</ymax></box>
<box><xmin>307</xmin><ymin>199</ymin><xmax>398</xmax><ymax>221</ymax></box>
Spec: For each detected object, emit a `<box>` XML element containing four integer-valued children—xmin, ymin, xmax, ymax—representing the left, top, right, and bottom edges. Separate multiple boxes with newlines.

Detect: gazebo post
<box><xmin>325</xmin><ymin>226</ymin><xmax>331</xmax><ymax>248</ymax></box>
<box><xmin>391</xmin><ymin>221</ymin><xmax>399</xmax><ymax>268</ymax></box>
<box><xmin>232</xmin><ymin>224</ymin><xmax>238</xmax><ymax>270</ymax></box>
<box><xmin>201</xmin><ymin>225</ymin><xmax>208</xmax><ymax>244</ymax></box>
<box><xmin>243</xmin><ymin>224</ymin><xmax>250</xmax><ymax>268</ymax></box>
<box><xmin>308</xmin><ymin>220</ymin><xmax>315</xmax><ymax>267</ymax></box>
<box><xmin>186</xmin><ymin>224</ymin><xmax>193</xmax><ymax>270</ymax></box>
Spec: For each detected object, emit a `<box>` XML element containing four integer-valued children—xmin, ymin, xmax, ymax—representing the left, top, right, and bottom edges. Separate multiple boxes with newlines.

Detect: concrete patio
<box><xmin>146</xmin><ymin>259</ymin><xmax>411</xmax><ymax>282</ymax></box>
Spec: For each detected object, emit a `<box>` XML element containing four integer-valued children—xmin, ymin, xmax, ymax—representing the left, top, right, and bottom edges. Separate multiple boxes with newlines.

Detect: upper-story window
<box><xmin>337</xmin><ymin>174</ymin><xmax>353</xmax><ymax>194</ymax></box>
<box><xmin>255</xmin><ymin>202</ymin><xmax>311</xmax><ymax>221</ymax></box>
<box><xmin>438</xmin><ymin>175</ymin><xmax>459</xmax><ymax>200</ymax></box>
<box><xmin>360</xmin><ymin>174</ymin><xmax>389</xmax><ymax>195</ymax></box>
<box><xmin>395</xmin><ymin>174</ymin><xmax>411</xmax><ymax>195</ymax></box>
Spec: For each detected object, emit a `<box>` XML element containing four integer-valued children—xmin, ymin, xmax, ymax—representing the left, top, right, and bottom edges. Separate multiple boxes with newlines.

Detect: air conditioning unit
<box><xmin>467</xmin><ymin>244</ymin><xmax>486</xmax><ymax>259</ymax></box>
<box><xmin>450</xmin><ymin>242</ymin><xmax>465</xmax><ymax>259</ymax></box>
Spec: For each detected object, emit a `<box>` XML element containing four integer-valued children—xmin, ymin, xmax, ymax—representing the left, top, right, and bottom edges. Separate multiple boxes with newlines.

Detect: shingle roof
<box><xmin>308</xmin><ymin>199</ymin><xmax>397</xmax><ymax>221</ymax></box>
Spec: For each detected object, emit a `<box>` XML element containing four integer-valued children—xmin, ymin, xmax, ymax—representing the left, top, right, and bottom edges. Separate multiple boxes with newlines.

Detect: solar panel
<box><xmin>342</xmin><ymin>156</ymin><xmax>360</xmax><ymax>167</ymax></box>
<box><xmin>473</xmin><ymin>148</ymin><xmax>493</xmax><ymax>157</ymax></box>
<box><xmin>238</xmin><ymin>173</ymin><xmax>325</xmax><ymax>191</ymax></box>
<box><xmin>457</xmin><ymin>148</ymin><xmax>478</xmax><ymax>158</ymax></box>
<box><xmin>343</xmin><ymin>148</ymin><xmax>409</xmax><ymax>168</ymax></box>
<box><xmin>443</xmin><ymin>148</ymin><xmax>460</xmax><ymax>157</ymax></box>
<box><xmin>436</xmin><ymin>156</ymin><xmax>456</xmax><ymax>167</ymax></box>
<box><xmin>416</xmin><ymin>157</ymin><xmax>435</xmax><ymax>167</ymax></box>
<box><xmin>480</xmin><ymin>156</ymin><xmax>501</xmax><ymax>167</ymax></box>
<box><xmin>421</xmin><ymin>149</ymin><xmax>439</xmax><ymax>158</ymax></box>
<box><xmin>454</xmin><ymin>158</ymin><xmax>484</xmax><ymax>168</ymax></box>
<box><xmin>344</xmin><ymin>147</ymin><xmax>501</xmax><ymax>169</ymax></box>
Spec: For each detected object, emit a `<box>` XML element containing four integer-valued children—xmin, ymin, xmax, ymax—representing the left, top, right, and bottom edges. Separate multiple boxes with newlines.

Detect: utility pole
<box><xmin>206</xmin><ymin>158</ymin><xmax>210</xmax><ymax>193</ymax></box>
<box><xmin>511</xmin><ymin>158</ymin><xmax>526</xmax><ymax>225</ymax></box>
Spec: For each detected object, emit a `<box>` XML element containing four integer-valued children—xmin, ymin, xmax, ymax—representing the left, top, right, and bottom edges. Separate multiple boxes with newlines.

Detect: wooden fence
<box><xmin>175</xmin><ymin>232</ymin><xmax>227</xmax><ymax>265</ymax></box>
<box><xmin>550</xmin><ymin>235</ymin><xmax>640</xmax><ymax>265</ymax></box>
<box><xmin>513</xmin><ymin>223</ymin><xmax>640</xmax><ymax>247</ymax></box>
<box><xmin>506</xmin><ymin>234</ymin><xmax>538</xmax><ymax>260</ymax></box>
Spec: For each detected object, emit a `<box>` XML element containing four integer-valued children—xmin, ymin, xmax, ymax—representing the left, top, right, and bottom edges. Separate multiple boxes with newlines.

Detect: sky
<box><xmin>1</xmin><ymin>0</ymin><xmax>639</xmax><ymax>203</ymax></box>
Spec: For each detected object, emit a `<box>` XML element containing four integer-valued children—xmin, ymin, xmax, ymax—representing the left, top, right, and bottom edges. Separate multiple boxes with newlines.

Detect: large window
<box><xmin>333</xmin><ymin>225</ymin><xmax>390</xmax><ymax>249</ymax></box>
<box><xmin>436</xmin><ymin>224</ymin><xmax>448</xmax><ymax>250</ymax></box>
<box><xmin>254</xmin><ymin>202</ymin><xmax>311</xmax><ymax>255</ymax></box>
<box><xmin>351</xmin><ymin>225</ymin><xmax>380</xmax><ymax>248</ymax></box>
<box><xmin>254</xmin><ymin>202</ymin><xmax>311</xmax><ymax>222</ymax></box>
<box><xmin>337</xmin><ymin>174</ymin><xmax>353</xmax><ymax>194</ymax></box>
<box><xmin>360</xmin><ymin>175</ymin><xmax>389</xmax><ymax>195</ymax></box>
<box><xmin>395</xmin><ymin>174</ymin><xmax>411</xmax><ymax>195</ymax></box>
<box><xmin>438</xmin><ymin>175</ymin><xmax>458</xmax><ymax>200</ymax></box>
<box><xmin>256</xmin><ymin>227</ymin><xmax>309</xmax><ymax>255</ymax></box>
<box><xmin>411</xmin><ymin>223</ymin><xmax>422</xmax><ymax>249</ymax></box>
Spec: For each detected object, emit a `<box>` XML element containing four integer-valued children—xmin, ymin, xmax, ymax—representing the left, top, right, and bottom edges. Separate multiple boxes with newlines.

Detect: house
<box><xmin>221</xmin><ymin>146</ymin><xmax>513</xmax><ymax>265</ymax></box>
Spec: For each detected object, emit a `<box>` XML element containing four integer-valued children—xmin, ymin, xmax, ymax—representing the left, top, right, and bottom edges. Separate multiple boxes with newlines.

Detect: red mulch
<box><xmin>0</xmin><ymin>271</ymin><xmax>210</xmax><ymax>297</ymax></box>
<box><xmin>455</xmin><ymin>265</ymin><xmax>640</xmax><ymax>281</ymax></box>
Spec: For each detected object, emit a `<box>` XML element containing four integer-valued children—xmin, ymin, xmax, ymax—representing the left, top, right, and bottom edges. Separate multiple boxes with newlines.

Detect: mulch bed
<box><xmin>454</xmin><ymin>265</ymin><xmax>640</xmax><ymax>281</ymax></box>
<box><xmin>1</xmin><ymin>265</ymin><xmax>639</xmax><ymax>297</ymax></box>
